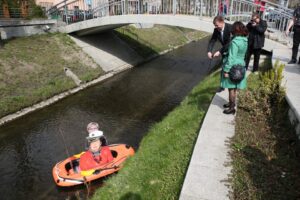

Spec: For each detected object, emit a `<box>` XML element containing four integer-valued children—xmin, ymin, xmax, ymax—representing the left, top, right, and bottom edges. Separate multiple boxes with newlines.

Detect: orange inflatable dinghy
<box><xmin>52</xmin><ymin>144</ymin><xmax>135</xmax><ymax>187</ymax></box>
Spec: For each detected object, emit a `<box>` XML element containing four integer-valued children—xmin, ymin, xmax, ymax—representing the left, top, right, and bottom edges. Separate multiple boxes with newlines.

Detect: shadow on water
<box><xmin>0</xmin><ymin>34</ymin><xmax>217</xmax><ymax>200</ymax></box>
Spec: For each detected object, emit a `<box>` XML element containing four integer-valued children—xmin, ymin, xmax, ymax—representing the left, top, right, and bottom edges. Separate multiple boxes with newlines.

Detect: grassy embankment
<box><xmin>90</xmin><ymin>70</ymin><xmax>220</xmax><ymax>199</ymax></box>
<box><xmin>231</xmin><ymin>59</ymin><xmax>300</xmax><ymax>199</ymax></box>
<box><xmin>0</xmin><ymin>33</ymin><xmax>103</xmax><ymax>118</ymax></box>
<box><xmin>0</xmin><ymin>25</ymin><xmax>208</xmax><ymax>119</ymax></box>
<box><xmin>114</xmin><ymin>25</ymin><xmax>209</xmax><ymax>58</ymax></box>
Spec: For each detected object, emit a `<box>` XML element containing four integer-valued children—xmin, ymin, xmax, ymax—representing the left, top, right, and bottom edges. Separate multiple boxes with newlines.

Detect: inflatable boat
<box><xmin>52</xmin><ymin>144</ymin><xmax>135</xmax><ymax>187</ymax></box>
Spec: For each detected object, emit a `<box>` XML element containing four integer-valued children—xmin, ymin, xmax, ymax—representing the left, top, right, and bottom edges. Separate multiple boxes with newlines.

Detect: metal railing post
<box><xmin>64</xmin><ymin>0</ymin><xmax>68</xmax><ymax>25</ymax></box>
<box><xmin>209</xmin><ymin>0</ymin><xmax>213</xmax><ymax>17</ymax></box>
<box><xmin>173</xmin><ymin>0</ymin><xmax>176</xmax><ymax>15</ymax></box>
<box><xmin>238</xmin><ymin>0</ymin><xmax>241</xmax><ymax>21</ymax></box>
<box><xmin>229</xmin><ymin>0</ymin><xmax>233</xmax><ymax>21</ymax></box>
<box><xmin>216</xmin><ymin>0</ymin><xmax>219</xmax><ymax>16</ymax></box>
<box><xmin>200</xmin><ymin>0</ymin><xmax>203</xmax><ymax>18</ymax></box>
<box><xmin>83</xmin><ymin>0</ymin><xmax>86</xmax><ymax>20</ymax></box>
<box><xmin>279</xmin><ymin>16</ymin><xmax>283</xmax><ymax>32</ymax></box>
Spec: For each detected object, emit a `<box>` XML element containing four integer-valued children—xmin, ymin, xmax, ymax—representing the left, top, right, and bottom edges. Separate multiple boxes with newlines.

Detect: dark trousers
<box><xmin>245</xmin><ymin>47</ymin><xmax>262</xmax><ymax>72</ymax></box>
<box><xmin>292</xmin><ymin>28</ymin><xmax>300</xmax><ymax>61</ymax></box>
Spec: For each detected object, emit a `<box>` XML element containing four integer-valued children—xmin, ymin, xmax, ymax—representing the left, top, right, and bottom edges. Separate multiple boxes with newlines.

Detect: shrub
<box><xmin>238</xmin><ymin>60</ymin><xmax>285</xmax><ymax>118</ymax></box>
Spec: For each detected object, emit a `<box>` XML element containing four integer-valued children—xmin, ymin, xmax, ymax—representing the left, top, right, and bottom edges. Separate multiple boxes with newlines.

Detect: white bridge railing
<box><xmin>47</xmin><ymin>0</ymin><xmax>293</xmax><ymax>42</ymax></box>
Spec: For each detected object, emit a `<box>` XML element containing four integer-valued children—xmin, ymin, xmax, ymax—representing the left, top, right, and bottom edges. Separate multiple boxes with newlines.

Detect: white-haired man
<box><xmin>86</xmin><ymin>122</ymin><xmax>107</xmax><ymax>146</ymax></box>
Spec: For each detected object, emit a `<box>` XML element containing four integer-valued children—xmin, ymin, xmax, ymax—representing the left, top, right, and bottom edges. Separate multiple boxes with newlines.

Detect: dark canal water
<box><xmin>0</xmin><ymin>36</ymin><xmax>218</xmax><ymax>200</ymax></box>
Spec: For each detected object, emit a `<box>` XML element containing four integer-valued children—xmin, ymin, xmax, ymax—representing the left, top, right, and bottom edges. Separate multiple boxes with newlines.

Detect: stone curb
<box><xmin>272</xmin><ymin>48</ymin><xmax>300</xmax><ymax>137</ymax></box>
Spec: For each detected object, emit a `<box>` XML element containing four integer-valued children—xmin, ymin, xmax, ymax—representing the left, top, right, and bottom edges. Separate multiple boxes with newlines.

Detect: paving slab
<box><xmin>181</xmin><ymin>165</ymin><xmax>231</xmax><ymax>200</ymax></box>
<box><xmin>179</xmin><ymin>89</ymin><xmax>234</xmax><ymax>200</ymax></box>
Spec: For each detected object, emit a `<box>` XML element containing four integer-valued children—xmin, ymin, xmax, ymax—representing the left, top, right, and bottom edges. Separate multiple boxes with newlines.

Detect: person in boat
<box><xmin>80</xmin><ymin>130</ymin><xmax>114</xmax><ymax>176</ymax></box>
<box><xmin>86</xmin><ymin>122</ymin><xmax>108</xmax><ymax>146</ymax></box>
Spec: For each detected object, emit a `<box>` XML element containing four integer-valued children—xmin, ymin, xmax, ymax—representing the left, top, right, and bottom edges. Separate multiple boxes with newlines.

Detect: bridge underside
<box><xmin>61</xmin><ymin>14</ymin><xmax>287</xmax><ymax>52</ymax></box>
<box><xmin>61</xmin><ymin>15</ymin><xmax>215</xmax><ymax>36</ymax></box>
<box><xmin>75</xmin><ymin>24</ymin><xmax>127</xmax><ymax>35</ymax></box>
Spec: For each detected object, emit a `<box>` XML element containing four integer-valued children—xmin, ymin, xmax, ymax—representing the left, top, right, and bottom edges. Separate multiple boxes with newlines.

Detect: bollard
<box><xmin>64</xmin><ymin>67</ymin><xmax>82</xmax><ymax>86</ymax></box>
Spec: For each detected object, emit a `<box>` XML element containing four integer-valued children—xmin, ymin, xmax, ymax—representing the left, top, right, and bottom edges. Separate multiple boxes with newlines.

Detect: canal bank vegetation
<box><xmin>0</xmin><ymin>33</ymin><xmax>103</xmax><ymax>118</ymax></box>
<box><xmin>0</xmin><ymin>25</ymin><xmax>208</xmax><ymax>121</ymax></box>
<box><xmin>231</xmin><ymin>60</ymin><xmax>300</xmax><ymax>199</ymax></box>
<box><xmin>91</xmin><ymin>70</ymin><xmax>220</xmax><ymax>199</ymax></box>
<box><xmin>114</xmin><ymin>25</ymin><xmax>209</xmax><ymax>58</ymax></box>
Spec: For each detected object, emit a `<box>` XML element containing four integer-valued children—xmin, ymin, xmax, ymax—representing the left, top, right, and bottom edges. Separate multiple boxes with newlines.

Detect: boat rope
<box><xmin>83</xmin><ymin>176</ymin><xmax>90</xmax><ymax>199</ymax></box>
<box><xmin>58</xmin><ymin>125</ymin><xmax>74</xmax><ymax>170</ymax></box>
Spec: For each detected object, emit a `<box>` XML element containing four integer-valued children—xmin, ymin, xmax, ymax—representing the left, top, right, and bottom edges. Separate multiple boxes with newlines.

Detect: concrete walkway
<box><xmin>179</xmin><ymin>88</ymin><xmax>235</xmax><ymax>200</ymax></box>
<box><xmin>180</xmin><ymin>46</ymin><xmax>300</xmax><ymax>199</ymax></box>
<box><xmin>179</xmin><ymin>68</ymin><xmax>249</xmax><ymax>200</ymax></box>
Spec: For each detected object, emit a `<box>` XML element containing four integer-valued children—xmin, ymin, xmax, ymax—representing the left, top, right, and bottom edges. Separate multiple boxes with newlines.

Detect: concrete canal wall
<box><xmin>0</xmin><ymin>19</ymin><xmax>59</xmax><ymax>39</ymax></box>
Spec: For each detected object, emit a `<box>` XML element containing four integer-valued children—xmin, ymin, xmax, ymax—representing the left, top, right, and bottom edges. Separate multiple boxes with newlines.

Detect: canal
<box><xmin>0</xmin><ymin>35</ymin><xmax>218</xmax><ymax>200</ymax></box>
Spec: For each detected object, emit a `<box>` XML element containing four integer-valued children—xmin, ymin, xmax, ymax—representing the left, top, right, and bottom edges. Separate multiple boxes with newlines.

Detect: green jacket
<box><xmin>221</xmin><ymin>36</ymin><xmax>248</xmax><ymax>89</ymax></box>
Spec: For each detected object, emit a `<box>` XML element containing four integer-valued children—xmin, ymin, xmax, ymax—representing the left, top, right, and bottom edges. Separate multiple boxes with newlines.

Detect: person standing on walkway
<box><xmin>285</xmin><ymin>4</ymin><xmax>300</xmax><ymax>64</ymax></box>
<box><xmin>207</xmin><ymin>16</ymin><xmax>232</xmax><ymax>92</ymax></box>
<box><xmin>222</xmin><ymin>21</ymin><xmax>248</xmax><ymax>114</ymax></box>
<box><xmin>245</xmin><ymin>13</ymin><xmax>267</xmax><ymax>73</ymax></box>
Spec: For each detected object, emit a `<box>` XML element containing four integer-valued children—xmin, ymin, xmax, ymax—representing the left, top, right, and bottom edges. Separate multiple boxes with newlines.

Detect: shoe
<box><xmin>223</xmin><ymin>108</ymin><xmax>236</xmax><ymax>114</ymax></box>
<box><xmin>223</xmin><ymin>103</ymin><xmax>230</xmax><ymax>108</ymax></box>
<box><xmin>216</xmin><ymin>87</ymin><xmax>224</xmax><ymax>93</ymax></box>
<box><xmin>288</xmin><ymin>60</ymin><xmax>296</xmax><ymax>64</ymax></box>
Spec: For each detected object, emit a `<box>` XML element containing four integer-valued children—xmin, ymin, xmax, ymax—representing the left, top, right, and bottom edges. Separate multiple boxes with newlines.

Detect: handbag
<box><xmin>229</xmin><ymin>65</ymin><xmax>245</xmax><ymax>83</ymax></box>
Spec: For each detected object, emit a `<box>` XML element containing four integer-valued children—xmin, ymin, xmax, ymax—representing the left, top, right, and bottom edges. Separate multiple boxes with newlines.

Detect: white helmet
<box><xmin>86</xmin><ymin>130</ymin><xmax>103</xmax><ymax>142</ymax></box>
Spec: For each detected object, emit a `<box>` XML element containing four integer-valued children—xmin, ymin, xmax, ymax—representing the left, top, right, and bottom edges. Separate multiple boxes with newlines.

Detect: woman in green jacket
<box><xmin>222</xmin><ymin>21</ymin><xmax>248</xmax><ymax>114</ymax></box>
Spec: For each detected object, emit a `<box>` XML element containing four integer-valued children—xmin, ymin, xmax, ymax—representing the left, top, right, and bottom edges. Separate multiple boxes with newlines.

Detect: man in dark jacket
<box><xmin>207</xmin><ymin>16</ymin><xmax>232</xmax><ymax>92</ymax></box>
<box><xmin>207</xmin><ymin>16</ymin><xmax>232</xmax><ymax>59</ymax></box>
<box><xmin>286</xmin><ymin>4</ymin><xmax>300</xmax><ymax>64</ymax></box>
<box><xmin>245</xmin><ymin>13</ymin><xmax>267</xmax><ymax>73</ymax></box>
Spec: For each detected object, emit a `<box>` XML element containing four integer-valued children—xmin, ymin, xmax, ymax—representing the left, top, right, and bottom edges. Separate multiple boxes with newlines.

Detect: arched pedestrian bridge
<box><xmin>49</xmin><ymin>0</ymin><xmax>293</xmax><ymax>48</ymax></box>
<box><xmin>63</xmin><ymin>15</ymin><xmax>215</xmax><ymax>36</ymax></box>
